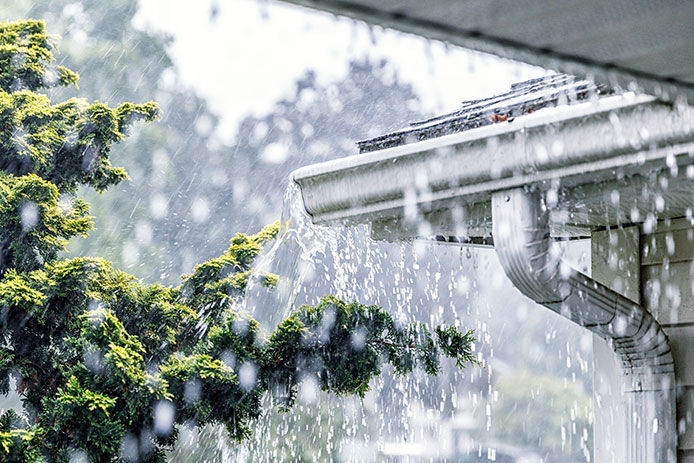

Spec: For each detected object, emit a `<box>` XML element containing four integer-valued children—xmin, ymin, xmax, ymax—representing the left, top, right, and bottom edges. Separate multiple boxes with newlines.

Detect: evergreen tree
<box><xmin>2</xmin><ymin>0</ymin><xmax>426</xmax><ymax>285</ymax></box>
<box><xmin>0</xmin><ymin>20</ymin><xmax>476</xmax><ymax>462</ymax></box>
<box><xmin>2</xmin><ymin>0</ymin><xmax>231</xmax><ymax>282</ymax></box>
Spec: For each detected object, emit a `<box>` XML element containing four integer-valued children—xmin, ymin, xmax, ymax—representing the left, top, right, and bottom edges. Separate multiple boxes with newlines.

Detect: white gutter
<box><xmin>292</xmin><ymin>95</ymin><xmax>694</xmax><ymax>230</ymax></box>
<box><xmin>491</xmin><ymin>188</ymin><xmax>676</xmax><ymax>463</ymax></box>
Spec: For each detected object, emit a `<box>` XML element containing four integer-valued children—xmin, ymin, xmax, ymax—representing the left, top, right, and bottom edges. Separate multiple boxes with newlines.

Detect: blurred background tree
<box><xmin>493</xmin><ymin>370</ymin><xmax>592</xmax><ymax>462</ymax></box>
<box><xmin>3</xmin><ymin>0</ymin><xmax>424</xmax><ymax>286</ymax></box>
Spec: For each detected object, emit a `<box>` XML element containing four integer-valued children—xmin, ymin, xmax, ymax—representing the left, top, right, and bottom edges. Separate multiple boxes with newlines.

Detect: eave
<box><xmin>279</xmin><ymin>0</ymin><xmax>694</xmax><ymax>103</ymax></box>
<box><xmin>291</xmin><ymin>94</ymin><xmax>694</xmax><ymax>241</ymax></box>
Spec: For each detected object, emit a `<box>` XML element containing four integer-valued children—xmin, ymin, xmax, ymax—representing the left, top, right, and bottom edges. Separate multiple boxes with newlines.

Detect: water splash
<box><xmin>224</xmin><ymin>179</ymin><xmax>595</xmax><ymax>462</ymax></box>
<box><xmin>242</xmin><ymin>181</ymin><xmax>335</xmax><ymax>327</ymax></box>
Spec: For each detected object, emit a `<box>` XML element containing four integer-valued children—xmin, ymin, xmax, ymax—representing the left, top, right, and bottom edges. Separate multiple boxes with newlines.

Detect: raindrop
<box><xmin>120</xmin><ymin>433</ymin><xmax>138</xmax><ymax>462</ymax></box>
<box><xmin>261</xmin><ymin>142</ymin><xmax>289</xmax><ymax>164</ymax></box>
<box><xmin>149</xmin><ymin>193</ymin><xmax>168</xmax><ymax>219</ymax></box>
<box><xmin>20</xmin><ymin>202</ymin><xmax>38</xmax><ymax>230</ymax></box>
<box><xmin>184</xmin><ymin>379</ymin><xmax>201</xmax><ymax>403</ymax></box>
<box><xmin>153</xmin><ymin>400</ymin><xmax>175</xmax><ymax>436</ymax></box>
<box><xmin>239</xmin><ymin>362</ymin><xmax>258</xmax><ymax>391</ymax></box>
<box><xmin>191</xmin><ymin>196</ymin><xmax>210</xmax><ymax>222</ymax></box>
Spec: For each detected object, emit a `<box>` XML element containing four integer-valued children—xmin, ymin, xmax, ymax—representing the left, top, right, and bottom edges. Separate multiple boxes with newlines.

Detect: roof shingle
<box><xmin>357</xmin><ymin>74</ymin><xmax>610</xmax><ymax>153</ymax></box>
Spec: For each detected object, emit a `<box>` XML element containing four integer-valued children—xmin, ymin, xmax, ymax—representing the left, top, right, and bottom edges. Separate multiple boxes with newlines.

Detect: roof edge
<box><xmin>280</xmin><ymin>0</ymin><xmax>694</xmax><ymax>104</ymax></box>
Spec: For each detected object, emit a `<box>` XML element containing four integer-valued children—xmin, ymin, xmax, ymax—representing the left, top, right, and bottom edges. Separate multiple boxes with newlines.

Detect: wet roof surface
<box><xmin>357</xmin><ymin>74</ymin><xmax>610</xmax><ymax>153</ymax></box>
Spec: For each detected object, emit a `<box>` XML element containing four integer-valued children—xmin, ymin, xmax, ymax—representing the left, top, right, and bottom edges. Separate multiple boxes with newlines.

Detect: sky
<box><xmin>134</xmin><ymin>0</ymin><xmax>548</xmax><ymax>143</ymax></box>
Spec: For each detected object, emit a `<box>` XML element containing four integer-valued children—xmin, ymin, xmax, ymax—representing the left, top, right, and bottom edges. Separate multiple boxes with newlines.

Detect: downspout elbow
<box><xmin>491</xmin><ymin>187</ymin><xmax>676</xmax><ymax>463</ymax></box>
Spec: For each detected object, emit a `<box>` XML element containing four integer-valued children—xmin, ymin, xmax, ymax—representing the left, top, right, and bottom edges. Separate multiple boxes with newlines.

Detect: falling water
<box><xmin>224</xmin><ymin>180</ymin><xmax>597</xmax><ymax>462</ymax></box>
<box><xmin>241</xmin><ymin>181</ymin><xmax>336</xmax><ymax>327</ymax></box>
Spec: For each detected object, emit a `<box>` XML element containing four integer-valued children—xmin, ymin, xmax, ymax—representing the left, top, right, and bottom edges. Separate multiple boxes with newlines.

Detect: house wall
<box><xmin>591</xmin><ymin>219</ymin><xmax>694</xmax><ymax>463</ymax></box>
<box><xmin>641</xmin><ymin>218</ymin><xmax>694</xmax><ymax>463</ymax></box>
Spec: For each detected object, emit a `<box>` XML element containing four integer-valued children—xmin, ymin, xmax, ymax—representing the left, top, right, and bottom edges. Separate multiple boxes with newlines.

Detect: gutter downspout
<box><xmin>491</xmin><ymin>187</ymin><xmax>676</xmax><ymax>463</ymax></box>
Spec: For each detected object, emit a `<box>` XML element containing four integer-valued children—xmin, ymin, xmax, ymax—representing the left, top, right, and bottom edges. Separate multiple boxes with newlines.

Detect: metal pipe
<box><xmin>491</xmin><ymin>187</ymin><xmax>676</xmax><ymax>463</ymax></box>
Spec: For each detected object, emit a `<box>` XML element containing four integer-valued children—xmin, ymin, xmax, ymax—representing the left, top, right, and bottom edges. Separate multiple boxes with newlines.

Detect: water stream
<box><xmin>228</xmin><ymin>182</ymin><xmax>594</xmax><ymax>462</ymax></box>
<box><xmin>241</xmin><ymin>181</ymin><xmax>336</xmax><ymax>327</ymax></box>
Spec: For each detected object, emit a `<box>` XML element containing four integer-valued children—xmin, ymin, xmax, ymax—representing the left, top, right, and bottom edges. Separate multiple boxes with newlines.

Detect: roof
<box><xmin>279</xmin><ymin>0</ymin><xmax>694</xmax><ymax>103</ymax></box>
<box><xmin>357</xmin><ymin>74</ymin><xmax>607</xmax><ymax>153</ymax></box>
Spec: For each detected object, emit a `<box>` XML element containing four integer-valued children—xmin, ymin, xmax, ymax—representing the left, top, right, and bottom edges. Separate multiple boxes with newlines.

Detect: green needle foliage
<box><xmin>0</xmin><ymin>19</ymin><xmax>478</xmax><ymax>462</ymax></box>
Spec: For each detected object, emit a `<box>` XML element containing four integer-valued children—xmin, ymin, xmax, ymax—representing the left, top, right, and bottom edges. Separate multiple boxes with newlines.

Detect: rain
<box><xmin>0</xmin><ymin>1</ymin><xmax>692</xmax><ymax>463</ymax></box>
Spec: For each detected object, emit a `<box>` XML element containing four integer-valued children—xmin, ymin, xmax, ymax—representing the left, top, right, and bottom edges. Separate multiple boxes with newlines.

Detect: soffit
<box><xmin>282</xmin><ymin>0</ymin><xmax>694</xmax><ymax>102</ymax></box>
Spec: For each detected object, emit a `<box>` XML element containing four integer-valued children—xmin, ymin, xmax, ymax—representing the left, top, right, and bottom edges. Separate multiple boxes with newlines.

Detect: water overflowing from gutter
<box><xmin>241</xmin><ymin>181</ymin><xmax>335</xmax><ymax>327</ymax></box>
<box><xmin>230</xmin><ymin>180</ymin><xmax>594</xmax><ymax>462</ymax></box>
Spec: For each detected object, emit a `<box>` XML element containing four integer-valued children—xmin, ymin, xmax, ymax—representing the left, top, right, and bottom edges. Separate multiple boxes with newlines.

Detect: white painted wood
<box><xmin>591</xmin><ymin>226</ymin><xmax>640</xmax><ymax>463</ymax></box>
